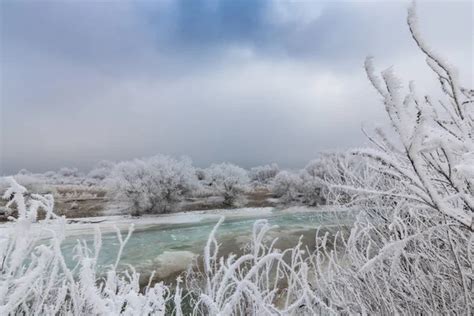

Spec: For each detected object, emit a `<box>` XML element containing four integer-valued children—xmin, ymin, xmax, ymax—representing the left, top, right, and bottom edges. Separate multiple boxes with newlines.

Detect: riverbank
<box><xmin>0</xmin><ymin>205</ymin><xmax>352</xmax><ymax>237</ymax></box>
<box><xmin>0</xmin><ymin>184</ymin><xmax>282</xmax><ymax>221</ymax></box>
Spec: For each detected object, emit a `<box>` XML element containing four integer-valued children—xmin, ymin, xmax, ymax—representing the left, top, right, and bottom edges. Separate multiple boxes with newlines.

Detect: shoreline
<box><xmin>0</xmin><ymin>205</ymin><xmax>356</xmax><ymax>240</ymax></box>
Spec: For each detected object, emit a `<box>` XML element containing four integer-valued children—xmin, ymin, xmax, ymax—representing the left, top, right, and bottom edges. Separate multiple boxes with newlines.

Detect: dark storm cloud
<box><xmin>0</xmin><ymin>0</ymin><xmax>472</xmax><ymax>174</ymax></box>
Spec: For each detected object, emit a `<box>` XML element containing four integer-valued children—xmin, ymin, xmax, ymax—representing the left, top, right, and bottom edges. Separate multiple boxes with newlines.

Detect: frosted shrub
<box><xmin>48</xmin><ymin>168</ymin><xmax>87</xmax><ymax>186</ymax></box>
<box><xmin>310</xmin><ymin>203</ymin><xmax>472</xmax><ymax>314</ymax></box>
<box><xmin>0</xmin><ymin>177</ymin><xmax>177</xmax><ymax>315</ymax></box>
<box><xmin>195</xmin><ymin>168</ymin><xmax>207</xmax><ymax>181</ymax></box>
<box><xmin>59</xmin><ymin>167</ymin><xmax>81</xmax><ymax>178</ymax></box>
<box><xmin>311</xmin><ymin>153</ymin><xmax>396</xmax><ymax>208</ymax></box>
<box><xmin>185</xmin><ymin>218</ymin><xmax>334</xmax><ymax>315</ymax></box>
<box><xmin>44</xmin><ymin>170</ymin><xmax>57</xmax><ymax>178</ymax></box>
<box><xmin>206</xmin><ymin>163</ymin><xmax>250</xmax><ymax>206</ymax></box>
<box><xmin>109</xmin><ymin>155</ymin><xmax>198</xmax><ymax>215</ymax></box>
<box><xmin>358</xmin><ymin>4</ymin><xmax>473</xmax><ymax>230</ymax></box>
<box><xmin>249</xmin><ymin>163</ymin><xmax>280</xmax><ymax>187</ymax></box>
<box><xmin>10</xmin><ymin>173</ymin><xmax>53</xmax><ymax>195</ymax></box>
<box><xmin>271</xmin><ymin>170</ymin><xmax>302</xmax><ymax>203</ymax></box>
<box><xmin>271</xmin><ymin>156</ymin><xmax>364</xmax><ymax>206</ymax></box>
<box><xmin>17</xmin><ymin>168</ymin><xmax>31</xmax><ymax>175</ymax></box>
<box><xmin>87</xmin><ymin>160</ymin><xmax>115</xmax><ymax>184</ymax></box>
<box><xmin>298</xmin><ymin>172</ymin><xmax>325</xmax><ymax>206</ymax></box>
<box><xmin>192</xmin><ymin>168</ymin><xmax>216</xmax><ymax>197</ymax></box>
<box><xmin>298</xmin><ymin>159</ymin><xmax>333</xmax><ymax>206</ymax></box>
<box><xmin>313</xmin><ymin>3</ymin><xmax>473</xmax><ymax>314</ymax></box>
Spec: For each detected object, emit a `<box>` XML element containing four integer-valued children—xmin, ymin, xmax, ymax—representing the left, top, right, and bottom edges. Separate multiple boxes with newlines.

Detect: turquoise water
<box><xmin>60</xmin><ymin>209</ymin><xmax>356</xmax><ymax>274</ymax></box>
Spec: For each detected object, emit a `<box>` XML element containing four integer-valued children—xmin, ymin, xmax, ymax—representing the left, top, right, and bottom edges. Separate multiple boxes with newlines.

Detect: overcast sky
<box><xmin>0</xmin><ymin>0</ymin><xmax>472</xmax><ymax>174</ymax></box>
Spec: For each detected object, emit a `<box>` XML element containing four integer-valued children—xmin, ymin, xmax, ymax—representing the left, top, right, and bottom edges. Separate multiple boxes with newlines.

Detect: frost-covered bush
<box><xmin>190</xmin><ymin>168</ymin><xmax>216</xmax><ymax>197</ymax></box>
<box><xmin>45</xmin><ymin>167</ymin><xmax>87</xmax><ymax>185</ymax></box>
<box><xmin>298</xmin><ymin>172</ymin><xmax>325</xmax><ymax>206</ymax></box>
<box><xmin>87</xmin><ymin>160</ymin><xmax>115</xmax><ymax>185</ymax></box>
<box><xmin>358</xmin><ymin>4</ymin><xmax>473</xmax><ymax>230</ymax></box>
<box><xmin>271</xmin><ymin>170</ymin><xmax>302</xmax><ymax>203</ymax></box>
<box><xmin>310</xmin><ymin>202</ymin><xmax>472</xmax><ymax>314</ymax></box>
<box><xmin>303</xmin><ymin>159</ymin><xmax>326</xmax><ymax>179</ymax></box>
<box><xmin>195</xmin><ymin>168</ymin><xmax>207</xmax><ymax>181</ymax></box>
<box><xmin>17</xmin><ymin>168</ymin><xmax>31</xmax><ymax>175</ymax></box>
<box><xmin>313</xmin><ymin>3</ymin><xmax>474</xmax><ymax>313</ymax></box>
<box><xmin>305</xmin><ymin>153</ymin><xmax>393</xmax><ymax>207</ymax></box>
<box><xmin>206</xmin><ymin>163</ymin><xmax>250</xmax><ymax>206</ymax></box>
<box><xmin>0</xmin><ymin>177</ymin><xmax>177</xmax><ymax>315</ymax></box>
<box><xmin>44</xmin><ymin>170</ymin><xmax>57</xmax><ymax>178</ymax></box>
<box><xmin>59</xmin><ymin>167</ymin><xmax>81</xmax><ymax>178</ymax></box>
<box><xmin>271</xmin><ymin>166</ymin><xmax>326</xmax><ymax>206</ymax></box>
<box><xmin>249</xmin><ymin>163</ymin><xmax>279</xmax><ymax>186</ymax></box>
<box><xmin>109</xmin><ymin>155</ymin><xmax>198</xmax><ymax>215</ymax></box>
<box><xmin>271</xmin><ymin>157</ymin><xmax>353</xmax><ymax>206</ymax></box>
<box><xmin>271</xmin><ymin>3</ymin><xmax>472</xmax><ymax>312</ymax></box>
<box><xmin>297</xmin><ymin>159</ymin><xmax>331</xmax><ymax>206</ymax></box>
<box><xmin>185</xmin><ymin>218</ymin><xmax>333</xmax><ymax>315</ymax></box>
<box><xmin>8</xmin><ymin>173</ymin><xmax>54</xmax><ymax>195</ymax></box>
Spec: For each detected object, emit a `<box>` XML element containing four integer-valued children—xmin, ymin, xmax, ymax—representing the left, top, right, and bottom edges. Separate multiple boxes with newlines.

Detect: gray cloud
<box><xmin>1</xmin><ymin>0</ymin><xmax>472</xmax><ymax>174</ymax></box>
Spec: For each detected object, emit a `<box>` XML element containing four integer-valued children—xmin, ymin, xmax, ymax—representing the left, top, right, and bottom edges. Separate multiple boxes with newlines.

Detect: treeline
<box><xmin>10</xmin><ymin>154</ymin><xmax>352</xmax><ymax>216</ymax></box>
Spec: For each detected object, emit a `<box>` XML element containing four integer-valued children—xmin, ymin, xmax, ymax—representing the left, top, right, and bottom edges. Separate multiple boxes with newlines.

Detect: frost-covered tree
<box><xmin>305</xmin><ymin>153</ymin><xmax>396</xmax><ymax>208</ymax></box>
<box><xmin>299</xmin><ymin>172</ymin><xmax>324</xmax><ymax>206</ymax></box>
<box><xmin>206</xmin><ymin>163</ymin><xmax>250</xmax><ymax>206</ymax></box>
<box><xmin>6</xmin><ymin>173</ymin><xmax>53</xmax><ymax>196</ymax></box>
<box><xmin>110</xmin><ymin>155</ymin><xmax>198</xmax><ymax>215</ymax></box>
<box><xmin>272</xmin><ymin>156</ymin><xmax>371</xmax><ymax>206</ymax></box>
<box><xmin>298</xmin><ymin>159</ymin><xmax>332</xmax><ymax>206</ymax></box>
<box><xmin>43</xmin><ymin>170</ymin><xmax>57</xmax><ymax>178</ymax></box>
<box><xmin>87</xmin><ymin>160</ymin><xmax>115</xmax><ymax>184</ymax></box>
<box><xmin>17</xmin><ymin>169</ymin><xmax>31</xmax><ymax>175</ymax></box>
<box><xmin>58</xmin><ymin>167</ymin><xmax>81</xmax><ymax>178</ymax></box>
<box><xmin>249</xmin><ymin>163</ymin><xmax>280</xmax><ymax>186</ymax></box>
<box><xmin>195</xmin><ymin>168</ymin><xmax>207</xmax><ymax>181</ymax></box>
<box><xmin>271</xmin><ymin>170</ymin><xmax>302</xmax><ymax>203</ymax></box>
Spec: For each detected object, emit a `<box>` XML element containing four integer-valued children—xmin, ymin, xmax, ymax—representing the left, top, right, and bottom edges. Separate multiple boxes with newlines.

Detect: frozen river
<box><xmin>56</xmin><ymin>207</ymin><xmax>357</xmax><ymax>279</ymax></box>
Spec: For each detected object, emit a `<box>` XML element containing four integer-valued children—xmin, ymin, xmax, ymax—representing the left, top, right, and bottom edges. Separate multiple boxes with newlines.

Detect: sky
<box><xmin>0</xmin><ymin>0</ymin><xmax>472</xmax><ymax>174</ymax></box>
